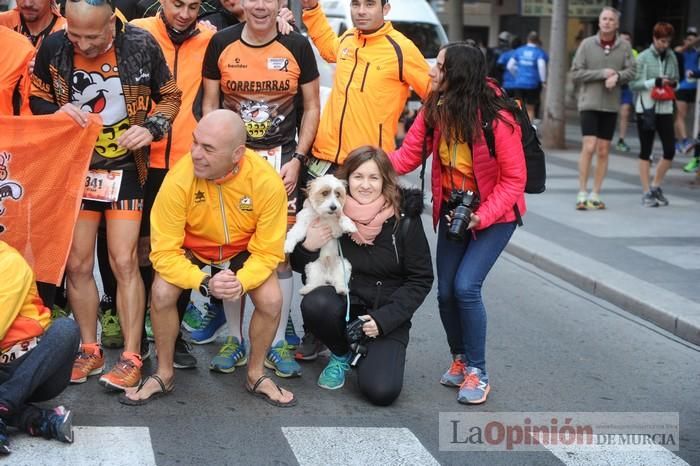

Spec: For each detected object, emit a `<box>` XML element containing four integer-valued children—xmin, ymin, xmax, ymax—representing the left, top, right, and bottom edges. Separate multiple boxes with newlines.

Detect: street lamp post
<box><xmin>541</xmin><ymin>0</ymin><xmax>569</xmax><ymax>149</ymax></box>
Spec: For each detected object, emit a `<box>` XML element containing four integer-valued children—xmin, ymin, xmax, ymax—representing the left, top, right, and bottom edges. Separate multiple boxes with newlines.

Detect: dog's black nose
<box><xmin>329</xmin><ymin>204</ymin><xmax>337</xmax><ymax>211</ymax></box>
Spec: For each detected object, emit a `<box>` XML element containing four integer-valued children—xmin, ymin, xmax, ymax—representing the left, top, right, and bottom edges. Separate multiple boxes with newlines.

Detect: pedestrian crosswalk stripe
<box><xmin>542</xmin><ymin>441</ymin><xmax>690</xmax><ymax>466</ymax></box>
<box><xmin>282</xmin><ymin>427</ymin><xmax>440</xmax><ymax>466</ymax></box>
<box><xmin>6</xmin><ymin>426</ymin><xmax>157</xmax><ymax>466</ymax></box>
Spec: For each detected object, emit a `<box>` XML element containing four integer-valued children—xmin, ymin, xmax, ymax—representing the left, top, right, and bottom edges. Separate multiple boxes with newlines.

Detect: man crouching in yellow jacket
<box><xmin>120</xmin><ymin>110</ymin><xmax>295</xmax><ymax>407</ymax></box>
<box><xmin>0</xmin><ymin>241</ymin><xmax>80</xmax><ymax>455</ymax></box>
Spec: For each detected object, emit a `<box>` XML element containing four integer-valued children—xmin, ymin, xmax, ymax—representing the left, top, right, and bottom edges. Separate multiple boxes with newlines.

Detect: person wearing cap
<box><xmin>487</xmin><ymin>30</ymin><xmax>512</xmax><ymax>84</ymax></box>
<box><xmin>673</xmin><ymin>27</ymin><xmax>699</xmax><ymax>155</ymax></box>
<box><xmin>497</xmin><ymin>35</ymin><xmax>522</xmax><ymax>95</ymax></box>
<box><xmin>506</xmin><ymin>30</ymin><xmax>548</xmax><ymax>121</ymax></box>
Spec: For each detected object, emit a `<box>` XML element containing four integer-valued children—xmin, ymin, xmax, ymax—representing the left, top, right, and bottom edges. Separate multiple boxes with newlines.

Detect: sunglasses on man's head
<box><xmin>68</xmin><ymin>0</ymin><xmax>115</xmax><ymax>10</ymax></box>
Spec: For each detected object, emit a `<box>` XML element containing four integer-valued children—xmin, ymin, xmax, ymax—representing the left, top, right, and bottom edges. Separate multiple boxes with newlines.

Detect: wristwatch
<box><xmin>292</xmin><ymin>152</ymin><xmax>309</xmax><ymax>165</ymax></box>
<box><xmin>199</xmin><ymin>276</ymin><xmax>211</xmax><ymax>298</ymax></box>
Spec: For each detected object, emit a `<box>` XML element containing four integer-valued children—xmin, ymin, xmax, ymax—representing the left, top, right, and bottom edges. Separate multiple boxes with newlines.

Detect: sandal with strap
<box><xmin>118</xmin><ymin>375</ymin><xmax>174</xmax><ymax>406</ymax></box>
<box><xmin>245</xmin><ymin>375</ymin><xmax>296</xmax><ymax>408</ymax></box>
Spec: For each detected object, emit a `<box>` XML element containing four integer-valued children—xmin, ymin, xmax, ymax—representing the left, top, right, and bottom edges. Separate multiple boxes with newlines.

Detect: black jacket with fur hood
<box><xmin>291</xmin><ymin>187</ymin><xmax>434</xmax><ymax>344</ymax></box>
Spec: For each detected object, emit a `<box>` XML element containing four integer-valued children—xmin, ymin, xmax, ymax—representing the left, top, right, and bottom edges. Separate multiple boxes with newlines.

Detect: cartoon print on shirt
<box><xmin>71</xmin><ymin>63</ymin><xmax>129</xmax><ymax>159</ymax></box>
<box><xmin>239</xmin><ymin>100</ymin><xmax>285</xmax><ymax>140</ymax></box>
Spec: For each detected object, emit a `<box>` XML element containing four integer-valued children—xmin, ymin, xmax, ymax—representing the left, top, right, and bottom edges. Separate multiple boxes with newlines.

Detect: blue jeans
<box><xmin>436</xmin><ymin>217</ymin><xmax>516</xmax><ymax>372</ymax></box>
<box><xmin>0</xmin><ymin>318</ymin><xmax>79</xmax><ymax>422</ymax></box>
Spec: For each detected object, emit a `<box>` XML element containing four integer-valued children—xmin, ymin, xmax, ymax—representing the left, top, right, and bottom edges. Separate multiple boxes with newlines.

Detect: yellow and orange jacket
<box><xmin>130</xmin><ymin>17</ymin><xmax>214</xmax><ymax>169</ymax></box>
<box><xmin>0</xmin><ymin>241</ymin><xmax>51</xmax><ymax>351</ymax></box>
<box><xmin>0</xmin><ymin>26</ymin><xmax>35</xmax><ymax>116</ymax></box>
<box><xmin>150</xmin><ymin>149</ymin><xmax>287</xmax><ymax>293</ymax></box>
<box><xmin>302</xmin><ymin>4</ymin><xmax>431</xmax><ymax>165</ymax></box>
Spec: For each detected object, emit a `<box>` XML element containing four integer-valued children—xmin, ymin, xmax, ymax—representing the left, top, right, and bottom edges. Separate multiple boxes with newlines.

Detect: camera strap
<box><xmin>449</xmin><ymin>142</ymin><xmax>469</xmax><ymax>193</ymax></box>
<box><xmin>337</xmin><ymin>240</ymin><xmax>351</xmax><ymax>323</ymax></box>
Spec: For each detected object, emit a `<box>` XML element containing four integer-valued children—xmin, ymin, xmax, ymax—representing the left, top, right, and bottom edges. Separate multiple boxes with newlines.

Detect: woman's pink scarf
<box><xmin>343</xmin><ymin>195</ymin><xmax>395</xmax><ymax>245</ymax></box>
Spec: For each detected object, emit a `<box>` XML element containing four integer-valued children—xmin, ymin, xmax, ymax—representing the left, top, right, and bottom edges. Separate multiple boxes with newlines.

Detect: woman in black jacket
<box><xmin>291</xmin><ymin>146</ymin><xmax>433</xmax><ymax>406</ymax></box>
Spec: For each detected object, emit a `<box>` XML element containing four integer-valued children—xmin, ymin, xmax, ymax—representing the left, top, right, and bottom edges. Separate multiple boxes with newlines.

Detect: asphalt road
<box><xmin>5</xmin><ymin>208</ymin><xmax>699</xmax><ymax>466</ymax></box>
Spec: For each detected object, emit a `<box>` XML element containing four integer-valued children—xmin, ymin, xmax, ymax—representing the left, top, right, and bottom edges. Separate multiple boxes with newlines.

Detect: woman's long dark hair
<box><xmin>424</xmin><ymin>42</ymin><xmax>517</xmax><ymax>145</ymax></box>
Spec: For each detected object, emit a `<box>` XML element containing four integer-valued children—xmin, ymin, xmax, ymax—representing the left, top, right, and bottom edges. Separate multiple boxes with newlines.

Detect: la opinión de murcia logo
<box><xmin>0</xmin><ymin>151</ymin><xmax>24</xmax><ymax>233</ymax></box>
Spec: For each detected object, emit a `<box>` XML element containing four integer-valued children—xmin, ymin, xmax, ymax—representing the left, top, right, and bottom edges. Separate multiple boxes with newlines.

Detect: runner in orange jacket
<box><xmin>300</xmin><ymin>0</ymin><xmax>431</xmax><ymax>170</ymax></box>
<box><xmin>0</xmin><ymin>26</ymin><xmax>34</xmax><ymax>115</ymax></box>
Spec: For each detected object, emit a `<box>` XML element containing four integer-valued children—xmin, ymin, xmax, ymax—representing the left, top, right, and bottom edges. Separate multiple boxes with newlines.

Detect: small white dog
<box><xmin>284</xmin><ymin>175</ymin><xmax>357</xmax><ymax>295</ymax></box>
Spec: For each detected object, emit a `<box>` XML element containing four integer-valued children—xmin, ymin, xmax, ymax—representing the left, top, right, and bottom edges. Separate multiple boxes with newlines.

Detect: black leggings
<box><xmin>300</xmin><ymin>286</ymin><xmax>407</xmax><ymax>406</ymax></box>
<box><xmin>637</xmin><ymin>113</ymin><xmax>675</xmax><ymax>161</ymax></box>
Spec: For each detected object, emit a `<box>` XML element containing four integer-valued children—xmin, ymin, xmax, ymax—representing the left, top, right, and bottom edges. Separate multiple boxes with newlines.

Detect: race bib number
<box><xmin>307</xmin><ymin>157</ymin><xmax>333</xmax><ymax>179</ymax></box>
<box><xmin>0</xmin><ymin>337</ymin><xmax>39</xmax><ymax>364</ymax></box>
<box><xmin>83</xmin><ymin>169</ymin><xmax>122</xmax><ymax>202</ymax></box>
<box><xmin>255</xmin><ymin>147</ymin><xmax>282</xmax><ymax>174</ymax></box>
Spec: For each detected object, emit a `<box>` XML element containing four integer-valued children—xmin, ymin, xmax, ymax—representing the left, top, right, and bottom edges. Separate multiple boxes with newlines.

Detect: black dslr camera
<box><xmin>447</xmin><ymin>190</ymin><xmax>477</xmax><ymax>242</ymax></box>
<box><xmin>346</xmin><ymin>317</ymin><xmax>369</xmax><ymax>367</ymax></box>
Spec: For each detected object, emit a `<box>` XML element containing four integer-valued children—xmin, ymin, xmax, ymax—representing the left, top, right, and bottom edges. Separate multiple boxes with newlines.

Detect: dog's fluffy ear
<box><xmin>339</xmin><ymin>179</ymin><xmax>348</xmax><ymax>188</ymax></box>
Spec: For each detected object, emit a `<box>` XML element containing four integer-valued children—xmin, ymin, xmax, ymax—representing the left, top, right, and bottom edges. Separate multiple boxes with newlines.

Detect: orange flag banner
<box><xmin>0</xmin><ymin>113</ymin><xmax>100</xmax><ymax>285</ymax></box>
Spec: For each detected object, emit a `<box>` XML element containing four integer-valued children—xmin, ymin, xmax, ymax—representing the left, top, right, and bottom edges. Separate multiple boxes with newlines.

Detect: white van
<box><xmin>318</xmin><ymin>0</ymin><xmax>448</xmax><ymax>61</ymax></box>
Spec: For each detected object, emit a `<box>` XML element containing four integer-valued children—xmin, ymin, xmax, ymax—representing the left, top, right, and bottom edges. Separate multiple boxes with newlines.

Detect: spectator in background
<box><xmin>497</xmin><ymin>35</ymin><xmax>522</xmax><ymax>95</ymax></box>
<box><xmin>615</xmin><ymin>31</ymin><xmax>638</xmax><ymax>153</ymax></box>
<box><xmin>674</xmin><ymin>27</ymin><xmax>699</xmax><ymax>155</ymax></box>
<box><xmin>487</xmin><ymin>30</ymin><xmax>511</xmax><ymax>84</ymax></box>
<box><xmin>507</xmin><ymin>30</ymin><xmax>548</xmax><ymax>121</ymax></box>
<box><xmin>629</xmin><ymin>22</ymin><xmax>679</xmax><ymax>207</ymax></box>
<box><xmin>570</xmin><ymin>7</ymin><xmax>635</xmax><ymax>211</ymax></box>
<box><xmin>683</xmin><ymin>52</ymin><xmax>700</xmax><ymax>173</ymax></box>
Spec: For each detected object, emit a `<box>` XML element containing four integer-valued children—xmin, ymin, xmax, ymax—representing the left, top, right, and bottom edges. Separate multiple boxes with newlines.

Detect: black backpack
<box><xmin>482</xmin><ymin>95</ymin><xmax>547</xmax><ymax>195</ymax></box>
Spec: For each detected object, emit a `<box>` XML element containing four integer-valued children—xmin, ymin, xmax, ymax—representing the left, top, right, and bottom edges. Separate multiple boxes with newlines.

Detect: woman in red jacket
<box><xmin>389</xmin><ymin>42</ymin><xmax>526</xmax><ymax>404</ymax></box>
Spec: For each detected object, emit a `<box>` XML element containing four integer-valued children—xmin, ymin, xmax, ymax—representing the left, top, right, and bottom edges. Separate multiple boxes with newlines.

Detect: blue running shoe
<box><xmin>318</xmin><ymin>352</ymin><xmax>351</xmax><ymax>390</ymax></box>
<box><xmin>190</xmin><ymin>302</ymin><xmax>226</xmax><ymax>345</ymax></box>
<box><xmin>27</xmin><ymin>406</ymin><xmax>74</xmax><ymax>443</ymax></box>
<box><xmin>440</xmin><ymin>355</ymin><xmax>466</xmax><ymax>387</ymax></box>
<box><xmin>457</xmin><ymin>367</ymin><xmax>490</xmax><ymax>405</ymax></box>
<box><xmin>285</xmin><ymin>315</ymin><xmax>300</xmax><ymax>347</ymax></box>
<box><xmin>182</xmin><ymin>301</ymin><xmax>205</xmax><ymax>332</ymax></box>
<box><xmin>210</xmin><ymin>336</ymin><xmax>248</xmax><ymax>373</ymax></box>
<box><xmin>264</xmin><ymin>340</ymin><xmax>302</xmax><ymax>378</ymax></box>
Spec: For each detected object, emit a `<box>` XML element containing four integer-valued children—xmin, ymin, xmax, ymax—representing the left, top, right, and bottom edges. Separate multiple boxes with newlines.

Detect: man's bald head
<box><xmin>65</xmin><ymin>0</ymin><xmax>116</xmax><ymax>58</ymax></box>
<box><xmin>191</xmin><ymin>110</ymin><xmax>247</xmax><ymax>180</ymax></box>
<box><xmin>199</xmin><ymin>110</ymin><xmax>247</xmax><ymax>152</ymax></box>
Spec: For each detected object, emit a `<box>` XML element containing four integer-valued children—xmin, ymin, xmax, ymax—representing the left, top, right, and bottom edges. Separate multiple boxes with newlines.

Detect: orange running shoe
<box><xmin>439</xmin><ymin>357</ymin><xmax>466</xmax><ymax>387</ymax></box>
<box><xmin>99</xmin><ymin>357</ymin><xmax>141</xmax><ymax>391</ymax></box>
<box><xmin>70</xmin><ymin>350</ymin><xmax>105</xmax><ymax>384</ymax></box>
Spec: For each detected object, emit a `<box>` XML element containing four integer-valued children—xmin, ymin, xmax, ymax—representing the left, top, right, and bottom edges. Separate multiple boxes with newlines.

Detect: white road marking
<box><xmin>282</xmin><ymin>427</ymin><xmax>440</xmax><ymax>466</ymax></box>
<box><xmin>5</xmin><ymin>426</ymin><xmax>157</xmax><ymax>466</ymax></box>
<box><xmin>543</xmin><ymin>442</ymin><xmax>690</xmax><ymax>466</ymax></box>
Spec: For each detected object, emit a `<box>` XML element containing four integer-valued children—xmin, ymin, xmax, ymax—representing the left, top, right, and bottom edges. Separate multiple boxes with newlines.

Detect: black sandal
<box><xmin>118</xmin><ymin>375</ymin><xmax>174</xmax><ymax>406</ymax></box>
<box><xmin>245</xmin><ymin>375</ymin><xmax>296</xmax><ymax>407</ymax></box>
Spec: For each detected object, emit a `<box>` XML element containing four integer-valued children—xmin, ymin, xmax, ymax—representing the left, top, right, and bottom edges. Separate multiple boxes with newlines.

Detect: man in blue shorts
<box><xmin>615</xmin><ymin>31</ymin><xmax>637</xmax><ymax>152</ymax></box>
